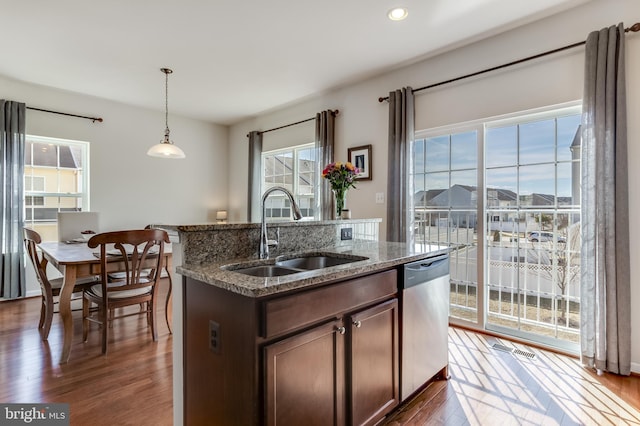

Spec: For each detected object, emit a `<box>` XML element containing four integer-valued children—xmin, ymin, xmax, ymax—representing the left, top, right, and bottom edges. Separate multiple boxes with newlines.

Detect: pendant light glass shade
<box><xmin>148</xmin><ymin>68</ymin><xmax>186</xmax><ymax>159</ymax></box>
<box><xmin>147</xmin><ymin>142</ymin><xmax>186</xmax><ymax>158</ymax></box>
<box><xmin>147</xmin><ymin>134</ymin><xmax>186</xmax><ymax>158</ymax></box>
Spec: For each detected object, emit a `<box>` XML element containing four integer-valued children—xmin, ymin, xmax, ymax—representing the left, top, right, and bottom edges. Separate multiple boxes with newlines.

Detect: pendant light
<box><xmin>147</xmin><ymin>68</ymin><xmax>186</xmax><ymax>159</ymax></box>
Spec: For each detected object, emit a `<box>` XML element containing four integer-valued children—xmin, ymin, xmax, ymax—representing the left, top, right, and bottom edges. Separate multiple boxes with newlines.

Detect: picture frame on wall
<box><xmin>348</xmin><ymin>144</ymin><xmax>372</xmax><ymax>181</ymax></box>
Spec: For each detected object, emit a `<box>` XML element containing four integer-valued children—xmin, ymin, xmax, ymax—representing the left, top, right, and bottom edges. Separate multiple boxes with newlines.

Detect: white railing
<box><xmin>414</xmin><ymin>210</ymin><xmax>580</xmax><ymax>344</ymax></box>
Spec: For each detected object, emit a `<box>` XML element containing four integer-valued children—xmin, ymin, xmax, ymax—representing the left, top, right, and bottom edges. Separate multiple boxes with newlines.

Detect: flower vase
<box><xmin>334</xmin><ymin>189</ymin><xmax>346</xmax><ymax>219</ymax></box>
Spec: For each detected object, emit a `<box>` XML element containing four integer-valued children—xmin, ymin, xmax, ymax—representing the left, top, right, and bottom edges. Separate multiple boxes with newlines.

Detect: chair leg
<box><xmin>38</xmin><ymin>296</ymin><xmax>46</xmax><ymax>330</ymax></box>
<box><xmin>40</xmin><ymin>296</ymin><xmax>54</xmax><ymax>341</ymax></box>
<box><xmin>149</xmin><ymin>298</ymin><xmax>158</xmax><ymax>342</ymax></box>
<box><xmin>165</xmin><ymin>268</ymin><xmax>173</xmax><ymax>334</ymax></box>
<box><xmin>82</xmin><ymin>296</ymin><xmax>90</xmax><ymax>342</ymax></box>
<box><xmin>109</xmin><ymin>308</ymin><xmax>115</xmax><ymax>328</ymax></box>
<box><xmin>101</xmin><ymin>306</ymin><xmax>109</xmax><ymax>354</ymax></box>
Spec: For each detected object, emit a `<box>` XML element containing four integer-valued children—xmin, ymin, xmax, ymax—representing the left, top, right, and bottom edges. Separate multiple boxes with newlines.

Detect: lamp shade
<box><xmin>147</xmin><ymin>142</ymin><xmax>186</xmax><ymax>159</ymax></box>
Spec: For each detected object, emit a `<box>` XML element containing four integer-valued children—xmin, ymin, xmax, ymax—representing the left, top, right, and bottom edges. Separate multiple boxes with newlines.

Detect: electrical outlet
<box><xmin>340</xmin><ymin>227</ymin><xmax>353</xmax><ymax>240</ymax></box>
<box><xmin>209</xmin><ymin>320</ymin><xmax>221</xmax><ymax>354</ymax></box>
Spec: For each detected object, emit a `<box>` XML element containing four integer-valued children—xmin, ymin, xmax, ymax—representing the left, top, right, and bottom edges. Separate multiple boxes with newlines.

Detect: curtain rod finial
<box><xmin>626</xmin><ymin>23</ymin><xmax>640</xmax><ymax>33</ymax></box>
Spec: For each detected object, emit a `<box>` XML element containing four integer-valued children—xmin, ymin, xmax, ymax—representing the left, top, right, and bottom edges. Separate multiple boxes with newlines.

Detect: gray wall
<box><xmin>228</xmin><ymin>0</ymin><xmax>640</xmax><ymax>372</ymax></box>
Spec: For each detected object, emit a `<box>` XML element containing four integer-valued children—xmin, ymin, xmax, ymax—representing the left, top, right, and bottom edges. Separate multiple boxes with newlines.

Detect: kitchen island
<box><xmin>177</xmin><ymin>240</ymin><xmax>449</xmax><ymax>297</ymax></box>
<box><xmin>177</xmin><ymin>232</ymin><xmax>449</xmax><ymax>425</ymax></box>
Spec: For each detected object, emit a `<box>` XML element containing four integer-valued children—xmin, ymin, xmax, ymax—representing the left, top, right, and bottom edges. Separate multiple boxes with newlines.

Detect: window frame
<box><xmin>261</xmin><ymin>142</ymin><xmax>318</xmax><ymax>221</ymax></box>
<box><xmin>23</xmin><ymin>135</ymin><xmax>90</xmax><ymax>231</ymax></box>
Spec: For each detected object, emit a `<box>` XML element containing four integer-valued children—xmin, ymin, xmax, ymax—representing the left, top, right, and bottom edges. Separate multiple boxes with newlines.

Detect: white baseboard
<box><xmin>631</xmin><ymin>361</ymin><xmax>640</xmax><ymax>375</ymax></box>
<box><xmin>26</xmin><ymin>289</ymin><xmax>42</xmax><ymax>298</ymax></box>
<box><xmin>0</xmin><ymin>290</ymin><xmax>40</xmax><ymax>302</ymax></box>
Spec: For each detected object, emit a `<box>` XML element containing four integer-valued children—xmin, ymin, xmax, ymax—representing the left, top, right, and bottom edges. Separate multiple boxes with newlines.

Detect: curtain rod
<box><xmin>26</xmin><ymin>106</ymin><xmax>103</xmax><ymax>123</ymax></box>
<box><xmin>246</xmin><ymin>109</ymin><xmax>339</xmax><ymax>137</ymax></box>
<box><xmin>378</xmin><ymin>22</ymin><xmax>640</xmax><ymax>103</ymax></box>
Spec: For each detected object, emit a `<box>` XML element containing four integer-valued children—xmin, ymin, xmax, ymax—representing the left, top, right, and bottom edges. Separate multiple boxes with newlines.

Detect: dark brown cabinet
<box><xmin>184</xmin><ymin>269</ymin><xmax>398</xmax><ymax>426</ymax></box>
<box><xmin>264</xmin><ymin>319</ymin><xmax>345</xmax><ymax>426</ymax></box>
<box><xmin>348</xmin><ymin>299</ymin><xmax>399</xmax><ymax>426</ymax></box>
<box><xmin>263</xmin><ymin>299</ymin><xmax>399</xmax><ymax>426</ymax></box>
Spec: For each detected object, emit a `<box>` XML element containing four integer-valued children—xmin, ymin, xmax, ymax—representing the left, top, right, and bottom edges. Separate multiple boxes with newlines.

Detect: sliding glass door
<box><xmin>413</xmin><ymin>127</ymin><xmax>480</xmax><ymax>324</ymax></box>
<box><xmin>412</xmin><ymin>104</ymin><xmax>581</xmax><ymax>351</ymax></box>
<box><xmin>484</xmin><ymin>110</ymin><xmax>581</xmax><ymax>350</ymax></box>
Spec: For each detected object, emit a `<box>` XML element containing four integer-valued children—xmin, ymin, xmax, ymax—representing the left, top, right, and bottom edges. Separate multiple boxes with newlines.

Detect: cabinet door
<box><xmin>348</xmin><ymin>299</ymin><xmax>399</xmax><ymax>426</ymax></box>
<box><xmin>264</xmin><ymin>319</ymin><xmax>346</xmax><ymax>426</ymax></box>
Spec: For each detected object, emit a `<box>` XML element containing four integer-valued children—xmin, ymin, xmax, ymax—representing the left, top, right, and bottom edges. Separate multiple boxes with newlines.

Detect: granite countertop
<box><xmin>152</xmin><ymin>218</ymin><xmax>382</xmax><ymax>233</ymax></box>
<box><xmin>177</xmin><ymin>241</ymin><xmax>450</xmax><ymax>298</ymax></box>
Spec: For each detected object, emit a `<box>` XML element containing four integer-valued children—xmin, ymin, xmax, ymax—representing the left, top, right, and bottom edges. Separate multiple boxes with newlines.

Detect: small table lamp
<box><xmin>216</xmin><ymin>210</ymin><xmax>228</xmax><ymax>223</ymax></box>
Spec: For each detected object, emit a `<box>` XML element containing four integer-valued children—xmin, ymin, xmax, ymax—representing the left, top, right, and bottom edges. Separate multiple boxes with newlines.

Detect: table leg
<box><xmin>59</xmin><ymin>265</ymin><xmax>77</xmax><ymax>364</ymax></box>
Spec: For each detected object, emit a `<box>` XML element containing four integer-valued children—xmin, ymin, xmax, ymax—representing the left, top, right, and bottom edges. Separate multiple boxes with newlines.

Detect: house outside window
<box><xmin>24</xmin><ymin>135</ymin><xmax>90</xmax><ymax>241</ymax></box>
<box><xmin>261</xmin><ymin>143</ymin><xmax>317</xmax><ymax>220</ymax></box>
<box><xmin>412</xmin><ymin>103</ymin><xmax>581</xmax><ymax>352</ymax></box>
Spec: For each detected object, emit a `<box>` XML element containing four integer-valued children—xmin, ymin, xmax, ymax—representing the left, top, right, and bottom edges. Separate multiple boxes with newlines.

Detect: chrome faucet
<box><xmin>260</xmin><ymin>186</ymin><xmax>303</xmax><ymax>259</ymax></box>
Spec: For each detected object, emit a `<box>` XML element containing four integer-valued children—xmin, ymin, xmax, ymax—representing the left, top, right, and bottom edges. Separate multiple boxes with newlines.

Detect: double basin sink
<box><xmin>222</xmin><ymin>252</ymin><xmax>369</xmax><ymax>277</ymax></box>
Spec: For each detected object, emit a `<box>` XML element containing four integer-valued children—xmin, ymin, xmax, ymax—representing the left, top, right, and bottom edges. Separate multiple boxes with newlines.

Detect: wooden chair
<box><xmin>105</xmin><ymin>225</ymin><xmax>174</xmax><ymax>334</ymax></box>
<box><xmin>23</xmin><ymin>227</ymin><xmax>98</xmax><ymax>341</ymax></box>
<box><xmin>82</xmin><ymin>229</ymin><xmax>170</xmax><ymax>354</ymax></box>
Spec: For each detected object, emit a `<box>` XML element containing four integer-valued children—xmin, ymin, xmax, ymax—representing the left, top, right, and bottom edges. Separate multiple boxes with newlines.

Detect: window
<box><xmin>25</xmin><ymin>175</ymin><xmax>45</xmax><ymax>192</ymax></box>
<box><xmin>413</xmin><ymin>127</ymin><xmax>479</xmax><ymax>323</ymax></box>
<box><xmin>261</xmin><ymin>143</ymin><xmax>317</xmax><ymax>220</ymax></box>
<box><xmin>25</xmin><ymin>196</ymin><xmax>45</xmax><ymax>207</ymax></box>
<box><xmin>412</xmin><ymin>103</ymin><xmax>581</xmax><ymax>352</ymax></box>
<box><xmin>24</xmin><ymin>135</ymin><xmax>90</xmax><ymax>241</ymax></box>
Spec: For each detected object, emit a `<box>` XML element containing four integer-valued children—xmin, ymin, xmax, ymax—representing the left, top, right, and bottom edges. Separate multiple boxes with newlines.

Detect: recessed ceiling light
<box><xmin>388</xmin><ymin>7</ymin><xmax>408</xmax><ymax>21</ymax></box>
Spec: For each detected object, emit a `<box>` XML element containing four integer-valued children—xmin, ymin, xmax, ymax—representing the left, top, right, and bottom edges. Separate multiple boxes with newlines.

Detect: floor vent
<box><xmin>492</xmin><ymin>344</ymin><xmax>536</xmax><ymax>360</ymax></box>
<box><xmin>492</xmin><ymin>343</ymin><xmax>514</xmax><ymax>353</ymax></box>
<box><xmin>513</xmin><ymin>349</ymin><xmax>536</xmax><ymax>359</ymax></box>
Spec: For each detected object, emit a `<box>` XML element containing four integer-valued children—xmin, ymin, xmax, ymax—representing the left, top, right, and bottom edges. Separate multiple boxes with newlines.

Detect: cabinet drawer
<box><xmin>262</xmin><ymin>269</ymin><xmax>397</xmax><ymax>339</ymax></box>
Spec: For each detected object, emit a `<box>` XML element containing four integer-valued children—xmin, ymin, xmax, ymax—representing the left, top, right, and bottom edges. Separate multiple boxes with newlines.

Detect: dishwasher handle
<box><xmin>403</xmin><ymin>254</ymin><xmax>449</xmax><ymax>289</ymax></box>
<box><xmin>406</xmin><ymin>257</ymin><xmax>447</xmax><ymax>271</ymax></box>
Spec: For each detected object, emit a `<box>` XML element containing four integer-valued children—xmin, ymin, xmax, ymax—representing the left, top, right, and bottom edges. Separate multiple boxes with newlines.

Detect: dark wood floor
<box><xmin>1</xmin><ymin>284</ymin><xmax>639</xmax><ymax>425</ymax></box>
<box><xmin>0</xmin><ymin>279</ymin><xmax>173</xmax><ymax>425</ymax></box>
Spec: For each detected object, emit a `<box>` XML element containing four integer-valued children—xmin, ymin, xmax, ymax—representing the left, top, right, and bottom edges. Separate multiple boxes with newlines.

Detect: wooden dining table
<box><xmin>38</xmin><ymin>241</ymin><xmax>173</xmax><ymax>364</ymax></box>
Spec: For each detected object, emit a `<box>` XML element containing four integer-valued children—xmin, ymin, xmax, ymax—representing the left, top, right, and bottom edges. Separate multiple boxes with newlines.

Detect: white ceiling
<box><xmin>1</xmin><ymin>0</ymin><xmax>590</xmax><ymax>125</ymax></box>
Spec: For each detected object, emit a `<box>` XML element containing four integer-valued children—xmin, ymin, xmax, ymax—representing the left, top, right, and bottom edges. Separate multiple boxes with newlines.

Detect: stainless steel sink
<box><xmin>223</xmin><ymin>252</ymin><xmax>369</xmax><ymax>277</ymax></box>
<box><xmin>275</xmin><ymin>253</ymin><xmax>368</xmax><ymax>270</ymax></box>
<box><xmin>230</xmin><ymin>265</ymin><xmax>301</xmax><ymax>277</ymax></box>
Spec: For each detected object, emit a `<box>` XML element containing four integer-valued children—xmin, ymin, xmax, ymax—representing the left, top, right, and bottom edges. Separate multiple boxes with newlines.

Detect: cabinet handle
<box><xmin>336</xmin><ymin>326</ymin><xmax>346</xmax><ymax>335</ymax></box>
<box><xmin>353</xmin><ymin>320</ymin><xmax>362</xmax><ymax>328</ymax></box>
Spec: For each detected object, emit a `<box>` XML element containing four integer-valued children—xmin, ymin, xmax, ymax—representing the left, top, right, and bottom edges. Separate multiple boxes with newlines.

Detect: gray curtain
<box><xmin>315</xmin><ymin>110</ymin><xmax>335</xmax><ymax>220</ymax></box>
<box><xmin>386</xmin><ymin>88</ymin><xmax>414</xmax><ymax>242</ymax></box>
<box><xmin>580</xmin><ymin>23</ymin><xmax>630</xmax><ymax>376</ymax></box>
<box><xmin>247</xmin><ymin>130</ymin><xmax>263</xmax><ymax>222</ymax></box>
<box><xmin>0</xmin><ymin>100</ymin><xmax>26</xmax><ymax>299</ymax></box>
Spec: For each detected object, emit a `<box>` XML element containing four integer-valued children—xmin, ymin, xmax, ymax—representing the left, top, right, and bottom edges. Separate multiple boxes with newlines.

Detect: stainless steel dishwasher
<box><xmin>400</xmin><ymin>253</ymin><xmax>450</xmax><ymax>402</ymax></box>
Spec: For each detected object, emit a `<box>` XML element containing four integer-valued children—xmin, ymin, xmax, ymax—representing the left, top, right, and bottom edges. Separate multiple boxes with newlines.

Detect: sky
<box><xmin>414</xmin><ymin>113</ymin><xmax>581</xmax><ymax>200</ymax></box>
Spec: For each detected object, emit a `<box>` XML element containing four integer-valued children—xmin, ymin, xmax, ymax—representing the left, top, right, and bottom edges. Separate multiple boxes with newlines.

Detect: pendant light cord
<box><xmin>162</xmin><ymin>68</ymin><xmax>173</xmax><ymax>140</ymax></box>
<box><xmin>165</xmin><ymin>70</ymin><xmax>169</xmax><ymax>136</ymax></box>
